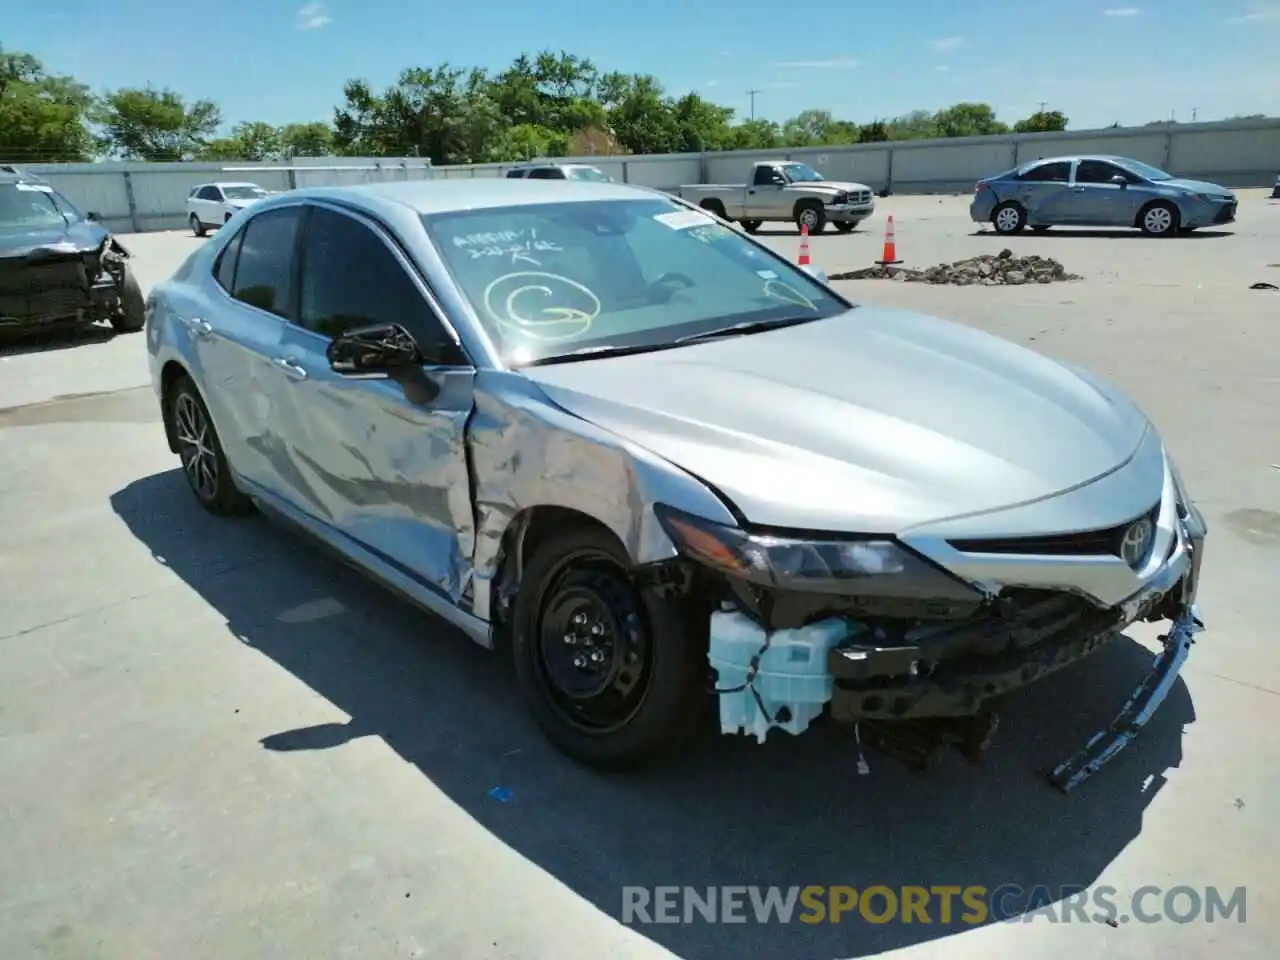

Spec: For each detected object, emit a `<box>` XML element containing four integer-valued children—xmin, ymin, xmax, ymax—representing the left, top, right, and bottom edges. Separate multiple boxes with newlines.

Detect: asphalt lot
<box><xmin>2</xmin><ymin>192</ymin><xmax>1278</xmax><ymax>960</ymax></box>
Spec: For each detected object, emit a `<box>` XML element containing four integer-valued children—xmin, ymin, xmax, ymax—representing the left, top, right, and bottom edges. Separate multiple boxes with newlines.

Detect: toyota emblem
<box><xmin>1120</xmin><ymin>518</ymin><xmax>1155</xmax><ymax>570</ymax></box>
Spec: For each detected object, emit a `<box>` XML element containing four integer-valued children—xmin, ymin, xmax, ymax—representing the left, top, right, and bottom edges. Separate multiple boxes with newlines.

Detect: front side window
<box><xmin>1076</xmin><ymin>160</ymin><xmax>1126</xmax><ymax>184</ymax></box>
<box><xmin>297</xmin><ymin>206</ymin><xmax>454</xmax><ymax>353</ymax></box>
<box><xmin>1112</xmin><ymin>158</ymin><xmax>1173</xmax><ymax>182</ymax></box>
<box><xmin>230</xmin><ymin>206</ymin><xmax>302</xmax><ymax>317</ymax></box>
<box><xmin>423</xmin><ymin>198</ymin><xmax>848</xmax><ymax>366</ymax></box>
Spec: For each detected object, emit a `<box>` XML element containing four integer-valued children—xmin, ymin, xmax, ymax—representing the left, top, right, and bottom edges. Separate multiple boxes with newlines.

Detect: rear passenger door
<box><xmin>202</xmin><ymin>205</ymin><xmax>302</xmax><ymax>500</ymax></box>
<box><xmin>1013</xmin><ymin>160</ymin><xmax>1074</xmax><ymax>224</ymax></box>
<box><xmin>269</xmin><ymin>202</ymin><xmax>477</xmax><ymax>600</ymax></box>
<box><xmin>1071</xmin><ymin>159</ymin><xmax>1140</xmax><ymax>226</ymax></box>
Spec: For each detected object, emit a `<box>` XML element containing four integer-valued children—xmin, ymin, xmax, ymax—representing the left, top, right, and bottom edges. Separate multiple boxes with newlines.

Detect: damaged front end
<box><xmin>655</xmin><ymin>498</ymin><xmax>1206</xmax><ymax>792</ymax></box>
<box><xmin>0</xmin><ymin>238</ymin><xmax>128</xmax><ymax>332</ymax></box>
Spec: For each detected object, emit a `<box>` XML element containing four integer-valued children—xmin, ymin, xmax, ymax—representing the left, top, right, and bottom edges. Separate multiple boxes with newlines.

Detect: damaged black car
<box><xmin>0</xmin><ymin>170</ymin><xmax>145</xmax><ymax>338</ymax></box>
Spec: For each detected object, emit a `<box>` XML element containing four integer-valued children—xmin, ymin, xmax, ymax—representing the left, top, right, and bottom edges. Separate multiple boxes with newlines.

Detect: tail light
<box><xmin>974</xmin><ymin>182</ymin><xmax>988</xmax><ymax>195</ymax></box>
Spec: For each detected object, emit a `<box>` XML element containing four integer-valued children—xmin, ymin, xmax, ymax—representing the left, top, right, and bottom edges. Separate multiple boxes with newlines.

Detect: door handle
<box><xmin>273</xmin><ymin>356</ymin><xmax>308</xmax><ymax>380</ymax></box>
<box><xmin>185</xmin><ymin>317</ymin><xmax>214</xmax><ymax>338</ymax></box>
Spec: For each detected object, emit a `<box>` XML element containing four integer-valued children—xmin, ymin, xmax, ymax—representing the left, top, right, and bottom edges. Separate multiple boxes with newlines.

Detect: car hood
<box><xmin>796</xmin><ymin>181</ymin><xmax>871</xmax><ymax>194</ymax></box>
<box><xmin>1160</xmin><ymin>178</ymin><xmax>1233</xmax><ymax>196</ymax></box>
<box><xmin>522</xmin><ymin>306</ymin><xmax>1151</xmax><ymax>533</ymax></box>
<box><xmin>0</xmin><ymin>219</ymin><xmax>109</xmax><ymax>260</ymax></box>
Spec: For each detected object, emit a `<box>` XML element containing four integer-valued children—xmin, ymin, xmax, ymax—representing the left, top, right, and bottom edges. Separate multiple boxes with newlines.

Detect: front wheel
<box><xmin>1139</xmin><ymin>201</ymin><xmax>1179</xmax><ymax>236</ymax></box>
<box><xmin>510</xmin><ymin>525</ymin><xmax>706</xmax><ymax>770</ymax></box>
<box><xmin>992</xmin><ymin>201</ymin><xmax>1027</xmax><ymax>234</ymax></box>
<box><xmin>795</xmin><ymin>201</ymin><xmax>826</xmax><ymax>234</ymax></box>
<box><xmin>833</xmin><ymin>221</ymin><xmax>857</xmax><ymax>233</ymax></box>
<box><xmin>109</xmin><ymin>264</ymin><xmax>146</xmax><ymax>333</ymax></box>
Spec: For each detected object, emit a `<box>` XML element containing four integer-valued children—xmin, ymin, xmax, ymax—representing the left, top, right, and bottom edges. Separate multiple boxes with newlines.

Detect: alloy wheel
<box><xmin>173</xmin><ymin>393</ymin><xmax>219</xmax><ymax>502</ymax></box>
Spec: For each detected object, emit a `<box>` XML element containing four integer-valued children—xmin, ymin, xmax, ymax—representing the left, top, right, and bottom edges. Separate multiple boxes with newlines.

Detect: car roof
<box><xmin>1023</xmin><ymin>154</ymin><xmax>1141</xmax><ymax>166</ymax></box>
<box><xmin>288</xmin><ymin>178</ymin><xmax>656</xmax><ymax>215</ymax></box>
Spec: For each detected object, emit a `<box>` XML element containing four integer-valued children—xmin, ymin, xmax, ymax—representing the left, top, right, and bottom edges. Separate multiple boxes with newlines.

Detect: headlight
<box><xmin>654</xmin><ymin>505</ymin><xmax>982</xmax><ymax>601</ymax></box>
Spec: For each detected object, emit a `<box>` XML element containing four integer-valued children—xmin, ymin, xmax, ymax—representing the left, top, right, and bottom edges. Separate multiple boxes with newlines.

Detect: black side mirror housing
<box><xmin>327</xmin><ymin>323</ymin><xmax>423</xmax><ymax>375</ymax></box>
<box><xmin>1109</xmin><ymin>175</ymin><xmax>1128</xmax><ymax>188</ymax></box>
<box><xmin>86</xmin><ymin>211</ymin><xmax>99</xmax><ymax>221</ymax></box>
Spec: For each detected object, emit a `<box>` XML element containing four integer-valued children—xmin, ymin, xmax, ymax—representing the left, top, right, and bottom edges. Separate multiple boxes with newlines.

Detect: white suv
<box><xmin>185</xmin><ymin>182</ymin><xmax>272</xmax><ymax>236</ymax></box>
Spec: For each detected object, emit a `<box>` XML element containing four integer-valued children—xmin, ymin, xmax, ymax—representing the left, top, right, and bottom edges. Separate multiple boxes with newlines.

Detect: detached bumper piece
<box><xmin>0</xmin><ymin>247</ymin><xmax>116</xmax><ymax>331</ymax></box>
<box><xmin>1046</xmin><ymin>604</ymin><xmax>1203</xmax><ymax>793</ymax></box>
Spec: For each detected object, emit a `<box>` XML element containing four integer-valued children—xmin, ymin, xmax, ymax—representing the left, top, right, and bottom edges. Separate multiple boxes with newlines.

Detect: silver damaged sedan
<box><xmin>145</xmin><ymin>179</ymin><xmax>1206</xmax><ymax>789</ymax></box>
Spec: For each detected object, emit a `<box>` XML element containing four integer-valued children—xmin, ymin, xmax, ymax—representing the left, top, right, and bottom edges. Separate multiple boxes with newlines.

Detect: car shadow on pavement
<box><xmin>111</xmin><ymin>469</ymin><xmax>1196</xmax><ymax>960</ymax></box>
<box><xmin>0</xmin><ymin>324</ymin><xmax>117</xmax><ymax>358</ymax></box>
<box><xmin>970</xmin><ymin>229</ymin><xmax>1234</xmax><ymax>240</ymax></box>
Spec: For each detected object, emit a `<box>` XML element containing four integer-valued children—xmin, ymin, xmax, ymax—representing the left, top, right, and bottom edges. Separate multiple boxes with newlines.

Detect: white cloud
<box><xmin>770</xmin><ymin>58</ymin><xmax>861</xmax><ymax>68</ymax></box>
<box><xmin>703</xmin><ymin>80</ymin><xmax>719</xmax><ymax>87</ymax></box>
<box><xmin>1104</xmin><ymin>7</ymin><xmax>1141</xmax><ymax>15</ymax></box>
<box><xmin>935</xmin><ymin>65</ymin><xmax>950</xmax><ymax>72</ymax></box>
<box><xmin>296</xmin><ymin>3</ymin><xmax>332</xmax><ymax>28</ymax></box>
<box><xmin>1226</xmin><ymin>4</ymin><xmax>1280</xmax><ymax>20</ymax></box>
<box><xmin>930</xmin><ymin>36</ymin><xmax>964</xmax><ymax>52</ymax></box>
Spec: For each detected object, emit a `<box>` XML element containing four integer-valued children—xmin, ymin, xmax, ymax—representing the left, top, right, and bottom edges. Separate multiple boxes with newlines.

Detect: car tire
<box><xmin>223</xmin><ymin>212</ymin><xmax>233</xmax><ymax>225</ymax></box>
<box><xmin>795</xmin><ymin>200</ymin><xmax>826</xmax><ymax>234</ymax></box>
<box><xmin>740</xmin><ymin>220</ymin><xmax>762</xmax><ymax>234</ymax></box>
<box><xmin>190</xmin><ymin>214</ymin><xmax>206</xmax><ymax>238</ymax></box>
<box><xmin>1031</xmin><ymin>225</ymin><xmax>1051</xmax><ymax>232</ymax></box>
<box><xmin>167</xmin><ymin>377</ymin><xmax>255</xmax><ymax>517</ymax></box>
<box><xmin>699</xmin><ymin>199</ymin><xmax>728</xmax><ymax>220</ymax></box>
<box><xmin>109</xmin><ymin>263</ymin><xmax>146</xmax><ymax>333</ymax></box>
<box><xmin>833</xmin><ymin>221</ymin><xmax>857</xmax><ymax>233</ymax></box>
<box><xmin>992</xmin><ymin>201</ymin><xmax>1027</xmax><ymax>234</ymax></box>
<box><xmin>510</xmin><ymin>523</ymin><xmax>706</xmax><ymax>771</ymax></box>
<box><xmin>1138</xmin><ymin>201</ymin><xmax>1179</xmax><ymax>236</ymax></box>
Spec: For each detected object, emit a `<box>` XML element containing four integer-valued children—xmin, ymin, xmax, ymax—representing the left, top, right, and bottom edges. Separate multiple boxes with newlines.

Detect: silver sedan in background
<box><xmin>143</xmin><ymin>179</ymin><xmax>1206</xmax><ymax>790</ymax></box>
<box><xmin>971</xmin><ymin>154</ymin><xmax>1237</xmax><ymax>235</ymax></box>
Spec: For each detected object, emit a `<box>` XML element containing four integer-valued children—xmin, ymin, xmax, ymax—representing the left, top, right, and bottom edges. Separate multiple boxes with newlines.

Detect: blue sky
<box><xmin>9</xmin><ymin>1</ymin><xmax>1279</xmax><ymax>134</ymax></box>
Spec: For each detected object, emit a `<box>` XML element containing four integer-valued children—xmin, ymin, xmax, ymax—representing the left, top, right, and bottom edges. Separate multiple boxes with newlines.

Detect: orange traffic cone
<box><xmin>797</xmin><ymin>224</ymin><xmax>811</xmax><ymax>266</ymax></box>
<box><xmin>876</xmin><ymin>215</ymin><xmax>902</xmax><ymax>266</ymax></box>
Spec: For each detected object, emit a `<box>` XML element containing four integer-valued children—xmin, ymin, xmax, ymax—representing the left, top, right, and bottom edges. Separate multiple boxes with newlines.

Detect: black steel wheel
<box><xmin>511</xmin><ymin>525</ymin><xmax>705</xmax><ymax>769</ymax></box>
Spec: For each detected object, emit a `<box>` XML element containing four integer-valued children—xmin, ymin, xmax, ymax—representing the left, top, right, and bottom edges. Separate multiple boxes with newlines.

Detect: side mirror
<box><xmin>86</xmin><ymin>211</ymin><xmax>100</xmax><ymax>221</ymax></box>
<box><xmin>327</xmin><ymin>323</ymin><xmax>422</xmax><ymax>375</ymax></box>
<box><xmin>801</xmin><ymin>265</ymin><xmax>829</xmax><ymax>285</ymax></box>
<box><xmin>1109</xmin><ymin>175</ymin><xmax>1128</xmax><ymax>188</ymax></box>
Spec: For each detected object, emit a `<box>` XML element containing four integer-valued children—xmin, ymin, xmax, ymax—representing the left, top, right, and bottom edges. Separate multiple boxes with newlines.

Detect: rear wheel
<box><xmin>109</xmin><ymin>263</ymin><xmax>146</xmax><ymax>333</ymax></box>
<box><xmin>189</xmin><ymin>214</ymin><xmax>206</xmax><ymax>238</ymax></box>
<box><xmin>740</xmin><ymin>219</ymin><xmax>761</xmax><ymax>234</ymax></box>
<box><xmin>167</xmin><ymin>377</ymin><xmax>254</xmax><ymax>517</ymax></box>
<box><xmin>699</xmin><ymin>199</ymin><xmax>728</xmax><ymax>220</ymax></box>
<box><xmin>510</xmin><ymin>525</ymin><xmax>705</xmax><ymax>770</ymax></box>
<box><xmin>992</xmin><ymin>201</ymin><xmax>1027</xmax><ymax>234</ymax></box>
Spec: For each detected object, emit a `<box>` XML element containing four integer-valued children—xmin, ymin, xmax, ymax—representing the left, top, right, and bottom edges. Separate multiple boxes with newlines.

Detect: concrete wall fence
<box><xmin>12</xmin><ymin>117</ymin><xmax>1278</xmax><ymax>235</ymax></box>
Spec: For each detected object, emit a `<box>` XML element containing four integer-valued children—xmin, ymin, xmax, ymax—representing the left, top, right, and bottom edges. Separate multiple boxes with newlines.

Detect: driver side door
<box><xmin>268</xmin><ymin>202</ymin><xmax>478</xmax><ymax>605</ymax></box>
<box><xmin>745</xmin><ymin>165</ymin><xmax>787</xmax><ymax>218</ymax></box>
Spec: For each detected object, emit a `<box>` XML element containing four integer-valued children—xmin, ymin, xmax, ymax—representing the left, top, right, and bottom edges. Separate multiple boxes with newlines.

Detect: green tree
<box><xmin>933</xmin><ymin>102</ymin><xmax>1008</xmax><ymax>137</ymax></box>
<box><xmin>0</xmin><ymin>47</ymin><xmax>96</xmax><ymax>163</ymax></box>
<box><xmin>279</xmin><ymin>121</ymin><xmax>333</xmax><ymax>157</ymax></box>
<box><xmin>1014</xmin><ymin>110</ymin><xmax>1068</xmax><ymax>133</ymax></box>
<box><xmin>725</xmin><ymin>119</ymin><xmax>780</xmax><ymax>150</ymax></box>
<box><xmin>93</xmin><ymin>86</ymin><xmax>220</xmax><ymax>160</ymax></box>
<box><xmin>858</xmin><ymin>120</ymin><xmax>889</xmax><ymax>142</ymax></box>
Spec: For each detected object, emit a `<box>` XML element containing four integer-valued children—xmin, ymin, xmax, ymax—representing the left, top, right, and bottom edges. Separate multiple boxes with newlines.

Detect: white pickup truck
<box><xmin>676</xmin><ymin>160</ymin><xmax>876</xmax><ymax>234</ymax></box>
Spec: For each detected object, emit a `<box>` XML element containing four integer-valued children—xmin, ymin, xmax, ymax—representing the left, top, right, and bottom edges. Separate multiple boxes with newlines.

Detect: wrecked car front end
<box><xmin>648</xmin><ymin>451</ymin><xmax>1205</xmax><ymax>792</ymax></box>
<box><xmin>0</xmin><ymin>237</ymin><xmax>131</xmax><ymax>332</ymax></box>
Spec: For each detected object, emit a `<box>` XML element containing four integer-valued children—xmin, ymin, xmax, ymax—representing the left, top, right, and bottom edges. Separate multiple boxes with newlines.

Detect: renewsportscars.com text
<box><xmin>621</xmin><ymin>885</ymin><xmax>1247</xmax><ymax>926</ymax></box>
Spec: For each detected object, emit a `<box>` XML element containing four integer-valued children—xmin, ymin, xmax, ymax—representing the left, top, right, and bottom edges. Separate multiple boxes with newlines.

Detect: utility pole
<box><xmin>747</xmin><ymin>88</ymin><xmax>760</xmax><ymax>121</ymax></box>
<box><xmin>1037</xmin><ymin>101</ymin><xmax>1047</xmax><ymax>114</ymax></box>
<box><xmin>1191</xmin><ymin>106</ymin><xmax>1199</xmax><ymax>122</ymax></box>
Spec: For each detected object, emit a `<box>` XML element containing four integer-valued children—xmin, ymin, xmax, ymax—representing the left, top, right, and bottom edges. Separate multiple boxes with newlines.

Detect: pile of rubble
<box><xmin>830</xmin><ymin>248</ymin><xmax>1081</xmax><ymax>286</ymax></box>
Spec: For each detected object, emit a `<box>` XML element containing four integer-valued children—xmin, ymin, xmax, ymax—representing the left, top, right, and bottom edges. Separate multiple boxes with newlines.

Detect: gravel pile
<box><xmin>830</xmin><ymin>248</ymin><xmax>1082</xmax><ymax>285</ymax></box>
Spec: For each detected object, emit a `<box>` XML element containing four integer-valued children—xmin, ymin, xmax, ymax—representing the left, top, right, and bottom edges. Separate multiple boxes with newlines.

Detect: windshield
<box><xmin>222</xmin><ymin>185</ymin><xmax>269</xmax><ymax>199</ymax></box>
<box><xmin>567</xmin><ymin>166</ymin><xmax>610</xmax><ymax>182</ymax></box>
<box><xmin>780</xmin><ymin>163</ymin><xmax>826</xmax><ymax>182</ymax></box>
<box><xmin>423</xmin><ymin>198</ymin><xmax>848</xmax><ymax>366</ymax></box>
<box><xmin>0</xmin><ymin>183</ymin><xmax>70</xmax><ymax>231</ymax></box>
<box><xmin>1113</xmin><ymin>158</ymin><xmax>1173</xmax><ymax>181</ymax></box>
